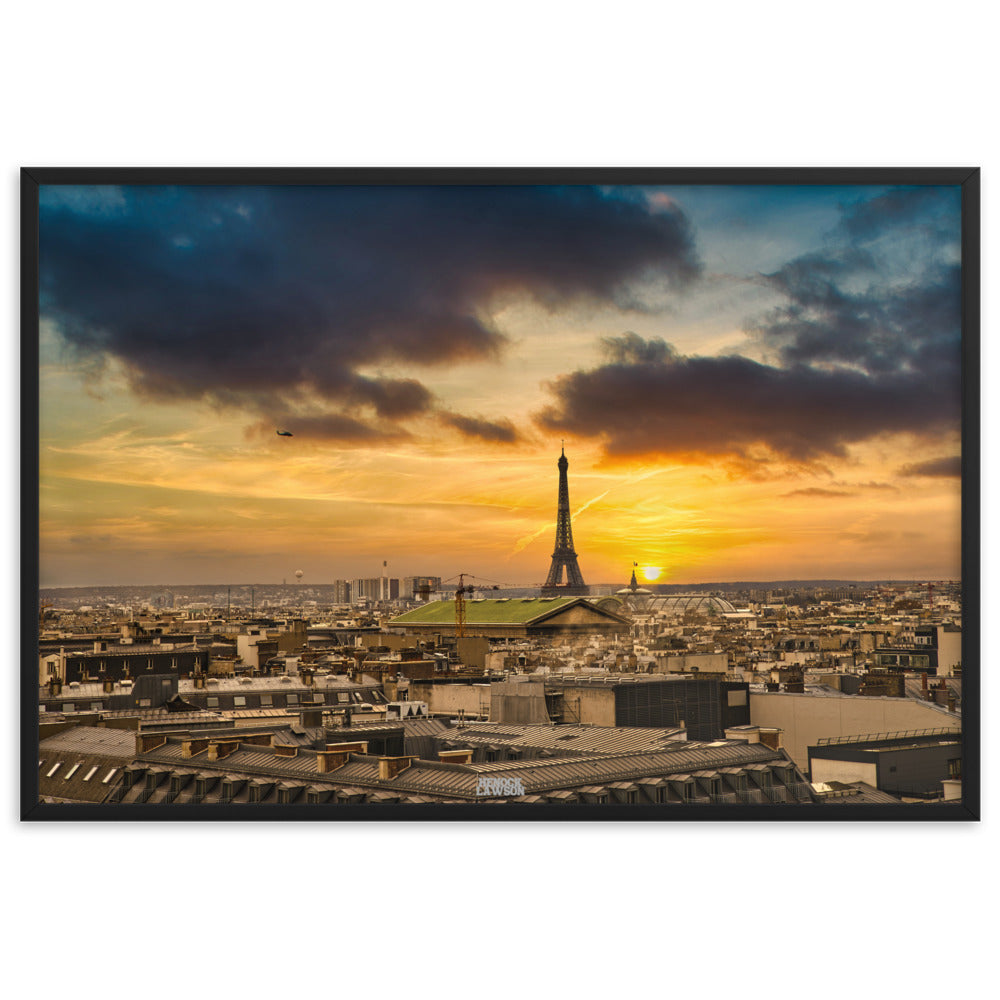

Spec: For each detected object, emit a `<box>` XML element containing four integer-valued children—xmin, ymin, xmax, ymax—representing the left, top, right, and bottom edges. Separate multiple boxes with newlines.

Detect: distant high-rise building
<box><xmin>542</xmin><ymin>448</ymin><xmax>589</xmax><ymax>597</ymax></box>
<box><xmin>352</xmin><ymin>577</ymin><xmax>399</xmax><ymax>603</ymax></box>
<box><xmin>402</xmin><ymin>576</ymin><xmax>442</xmax><ymax>600</ymax></box>
<box><xmin>333</xmin><ymin>579</ymin><xmax>352</xmax><ymax>604</ymax></box>
<box><xmin>351</xmin><ymin>578</ymin><xmax>381</xmax><ymax>603</ymax></box>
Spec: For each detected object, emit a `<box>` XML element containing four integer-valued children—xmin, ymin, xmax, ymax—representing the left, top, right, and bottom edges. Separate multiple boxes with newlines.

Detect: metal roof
<box><xmin>388</xmin><ymin>598</ymin><xmax>625</xmax><ymax>627</ymax></box>
<box><xmin>442</xmin><ymin>722</ymin><xmax>688</xmax><ymax>756</ymax></box>
<box><xmin>39</xmin><ymin>727</ymin><xmax>136</xmax><ymax>756</ymax></box>
<box><xmin>131</xmin><ymin>733</ymin><xmax>788</xmax><ymax>800</ymax></box>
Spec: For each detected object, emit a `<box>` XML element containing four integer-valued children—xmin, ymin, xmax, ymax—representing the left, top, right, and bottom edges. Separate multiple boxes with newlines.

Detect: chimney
<box><xmin>182</xmin><ymin>738</ymin><xmax>209</xmax><ymax>757</ymax></box>
<box><xmin>207</xmin><ymin>740</ymin><xmax>240</xmax><ymax>761</ymax></box>
<box><xmin>758</xmin><ymin>728</ymin><xmax>783</xmax><ymax>750</ymax></box>
<box><xmin>193</xmin><ymin>673</ymin><xmax>206</xmax><ymax>689</ymax></box>
<box><xmin>299</xmin><ymin>707</ymin><xmax>324</xmax><ymax>729</ymax></box>
<box><xmin>378</xmin><ymin>756</ymin><xmax>414</xmax><ymax>781</ymax></box>
<box><xmin>921</xmin><ymin>672</ymin><xmax>929</xmax><ymax>697</ymax></box>
<box><xmin>325</xmin><ymin>741</ymin><xmax>369</xmax><ymax>754</ymax></box>
<box><xmin>242</xmin><ymin>733</ymin><xmax>273</xmax><ymax>746</ymax></box>
<box><xmin>316</xmin><ymin>749</ymin><xmax>351</xmax><ymax>773</ymax></box>
<box><xmin>135</xmin><ymin>733</ymin><xmax>167</xmax><ymax>753</ymax></box>
<box><xmin>301</xmin><ymin>668</ymin><xmax>314</xmax><ymax>686</ymax></box>
<box><xmin>102</xmin><ymin>675</ymin><xmax>114</xmax><ymax>693</ymax></box>
<box><xmin>438</xmin><ymin>749</ymin><xmax>474</xmax><ymax>765</ymax></box>
<box><xmin>273</xmin><ymin>744</ymin><xmax>298</xmax><ymax>757</ymax></box>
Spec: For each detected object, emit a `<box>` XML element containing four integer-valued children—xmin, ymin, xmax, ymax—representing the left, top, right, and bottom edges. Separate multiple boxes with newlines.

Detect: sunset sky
<box><xmin>37</xmin><ymin>182</ymin><xmax>963</xmax><ymax>588</ymax></box>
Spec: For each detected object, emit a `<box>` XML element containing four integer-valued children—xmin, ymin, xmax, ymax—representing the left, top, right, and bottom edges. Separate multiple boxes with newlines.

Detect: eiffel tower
<box><xmin>541</xmin><ymin>447</ymin><xmax>589</xmax><ymax>596</ymax></box>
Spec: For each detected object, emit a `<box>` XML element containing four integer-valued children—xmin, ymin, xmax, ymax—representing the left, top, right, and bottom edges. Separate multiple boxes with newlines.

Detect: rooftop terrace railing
<box><xmin>816</xmin><ymin>727</ymin><xmax>958</xmax><ymax>746</ymax></box>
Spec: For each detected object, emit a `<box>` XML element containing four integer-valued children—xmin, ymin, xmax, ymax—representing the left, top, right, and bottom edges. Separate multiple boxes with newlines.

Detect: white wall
<box><xmin>936</xmin><ymin>629</ymin><xmax>962</xmax><ymax>677</ymax></box>
<box><xmin>811</xmin><ymin>759</ymin><xmax>878</xmax><ymax>786</ymax></box>
<box><xmin>749</xmin><ymin>692</ymin><xmax>961</xmax><ymax>769</ymax></box>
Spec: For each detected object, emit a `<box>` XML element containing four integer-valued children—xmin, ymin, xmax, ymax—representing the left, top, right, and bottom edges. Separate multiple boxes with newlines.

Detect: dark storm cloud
<box><xmin>751</xmin><ymin>186</ymin><xmax>961</xmax><ymax>377</ymax></box>
<box><xmin>40</xmin><ymin>185</ymin><xmax>701</xmax><ymax>431</ymax></box>
<box><xmin>536</xmin><ymin>335</ymin><xmax>960</xmax><ymax>463</ymax></box>
<box><xmin>538</xmin><ymin>186</ymin><xmax>962</xmax><ymax>464</ymax></box>
<box><xmin>898</xmin><ymin>455</ymin><xmax>962</xmax><ymax>478</ymax></box>
<box><xmin>840</xmin><ymin>185</ymin><xmax>957</xmax><ymax>241</ymax></box>
<box><xmin>345</xmin><ymin>376</ymin><xmax>434</xmax><ymax>418</ymax></box>
<box><xmin>601</xmin><ymin>331</ymin><xmax>678</xmax><ymax>365</ymax></box>
<box><xmin>753</xmin><ymin>258</ymin><xmax>960</xmax><ymax>376</ymax></box>
<box><xmin>439</xmin><ymin>412</ymin><xmax>522</xmax><ymax>444</ymax></box>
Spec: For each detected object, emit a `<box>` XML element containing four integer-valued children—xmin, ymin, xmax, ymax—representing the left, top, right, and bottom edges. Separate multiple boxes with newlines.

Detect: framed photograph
<box><xmin>21</xmin><ymin>167</ymin><xmax>979</xmax><ymax>821</ymax></box>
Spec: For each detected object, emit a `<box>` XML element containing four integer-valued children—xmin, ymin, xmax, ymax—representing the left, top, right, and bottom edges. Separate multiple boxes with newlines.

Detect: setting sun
<box><xmin>641</xmin><ymin>566</ymin><xmax>662</xmax><ymax>582</ymax></box>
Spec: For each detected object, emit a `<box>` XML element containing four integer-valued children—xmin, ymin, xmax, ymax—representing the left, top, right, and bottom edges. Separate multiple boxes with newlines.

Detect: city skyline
<box><xmin>38</xmin><ymin>183</ymin><xmax>963</xmax><ymax>587</ymax></box>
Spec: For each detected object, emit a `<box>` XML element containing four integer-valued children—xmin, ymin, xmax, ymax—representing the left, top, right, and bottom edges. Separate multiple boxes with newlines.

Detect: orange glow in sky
<box><xmin>36</xmin><ymin>184</ymin><xmax>963</xmax><ymax>587</ymax></box>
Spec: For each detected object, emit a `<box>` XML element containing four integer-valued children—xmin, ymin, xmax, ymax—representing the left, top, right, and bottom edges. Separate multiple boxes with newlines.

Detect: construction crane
<box><xmin>444</xmin><ymin>574</ymin><xmax>508</xmax><ymax>639</ymax></box>
<box><xmin>453</xmin><ymin>574</ymin><xmax>477</xmax><ymax>639</ymax></box>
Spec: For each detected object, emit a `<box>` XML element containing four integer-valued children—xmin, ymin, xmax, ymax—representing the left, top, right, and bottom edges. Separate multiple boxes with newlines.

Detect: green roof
<box><xmin>389</xmin><ymin>597</ymin><xmax>584</xmax><ymax>627</ymax></box>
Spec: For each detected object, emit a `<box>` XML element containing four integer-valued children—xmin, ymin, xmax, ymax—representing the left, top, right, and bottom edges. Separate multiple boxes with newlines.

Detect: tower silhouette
<box><xmin>541</xmin><ymin>447</ymin><xmax>589</xmax><ymax>596</ymax></box>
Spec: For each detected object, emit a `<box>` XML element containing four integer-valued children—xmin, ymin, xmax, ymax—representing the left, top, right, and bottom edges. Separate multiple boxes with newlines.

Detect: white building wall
<box><xmin>749</xmin><ymin>691</ymin><xmax>961</xmax><ymax>769</ymax></box>
<box><xmin>936</xmin><ymin>628</ymin><xmax>962</xmax><ymax>676</ymax></box>
<box><xmin>810</xmin><ymin>758</ymin><xmax>878</xmax><ymax>786</ymax></box>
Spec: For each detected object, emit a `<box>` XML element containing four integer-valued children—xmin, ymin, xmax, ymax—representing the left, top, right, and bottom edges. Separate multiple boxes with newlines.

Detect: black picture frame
<box><xmin>21</xmin><ymin>166</ymin><xmax>980</xmax><ymax>822</ymax></box>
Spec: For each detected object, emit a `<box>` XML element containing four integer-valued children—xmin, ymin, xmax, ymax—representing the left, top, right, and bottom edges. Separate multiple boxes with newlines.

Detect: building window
<box><xmin>260</xmin><ymin>694</ymin><xmax>273</xmax><ymax>706</ymax></box>
<box><xmin>233</xmin><ymin>695</ymin><xmax>246</xmax><ymax>707</ymax></box>
<box><xmin>82</xmin><ymin>765</ymin><xmax>99</xmax><ymax>781</ymax></box>
<box><xmin>287</xmin><ymin>694</ymin><xmax>299</xmax><ymax>705</ymax></box>
<box><xmin>102</xmin><ymin>768</ymin><xmax>118</xmax><ymax>784</ymax></box>
<box><xmin>46</xmin><ymin>762</ymin><xmax>63</xmax><ymax>777</ymax></box>
<box><xmin>338</xmin><ymin>692</ymin><xmax>350</xmax><ymax>704</ymax></box>
<box><xmin>206</xmin><ymin>696</ymin><xmax>219</xmax><ymax>708</ymax></box>
<box><xmin>90</xmin><ymin>702</ymin><xmax>102</xmax><ymax>710</ymax></box>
